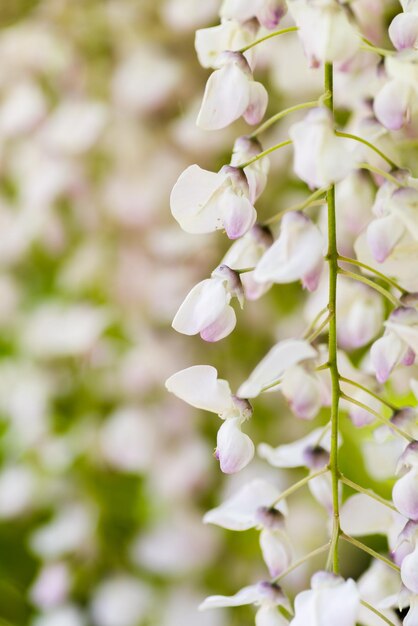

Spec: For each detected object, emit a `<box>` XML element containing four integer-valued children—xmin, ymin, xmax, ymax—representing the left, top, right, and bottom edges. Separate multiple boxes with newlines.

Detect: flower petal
<box><xmin>216</xmin><ymin>417</ymin><xmax>255</xmax><ymax>473</ymax></box>
<box><xmin>340</xmin><ymin>494</ymin><xmax>396</xmax><ymax>537</ymax></box>
<box><xmin>393</xmin><ymin>470</ymin><xmax>418</xmax><ymax>521</ymax></box>
<box><xmin>258</xmin><ymin>427</ymin><xmax>332</xmax><ymax>469</ymax></box>
<box><xmin>366</xmin><ymin>214</ymin><xmax>405</xmax><ymax>263</ymax></box>
<box><xmin>259</xmin><ymin>529</ymin><xmax>292</xmax><ymax>578</ymax></box>
<box><xmin>165</xmin><ymin>365</ymin><xmax>233</xmax><ymax>414</ymax></box>
<box><xmin>172</xmin><ymin>279</ymin><xmax>229</xmax><ymax>336</ymax></box>
<box><xmin>374</xmin><ymin>79</ymin><xmax>414</xmax><ymax>131</ymax></box>
<box><xmin>199</xmin><ymin>585</ymin><xmax>261</xmax><ymax>610</ymax></box>
<box><xmin>370</xmin><ymin>332</ymin><xmax>405</xmax><ymax>383</ymax></box>
<box><xmin>220</xmin><ymin>186</ymin><xmax>257</xmax><ymax>239</ymax></box>
<box><xmin>200</xmin><ymin>304</ymin><xmax>237</xmax><ymax>342</ymax></box>
<box><xmin>243</xmin><ymin>81</ymin><xmax>268</xmax><ymax>125</ymax></box>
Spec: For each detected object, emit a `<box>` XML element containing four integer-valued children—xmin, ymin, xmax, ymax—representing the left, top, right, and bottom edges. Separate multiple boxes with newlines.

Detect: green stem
<box><xmin>339</xmin><ymin>474</ymin><xmax>398</xmax><ymax>512</ymax></box>
<box><xmin>249</xmin><ymin>100</ymin><xmax>319</xmax><ymax>138</ymax></box>
<box><xmin>272</xmin><ymin>542</ymin><xmax>330</xmax><ymax>583</ymax></box>
<box><xmin>340</xmin><ymin>393</ymin><xmax>414</xmax><ymax>442</ymax></box>
<box><xmin>264</xmin><ymin>186</ymin><xmax>328</xmax><ymax>226</ymax></box>
<box><xmin>302</xmin><ymin>306</ymin><xmax>329</xmax><ymax>340</ymax></box>
<box><xmin>269</xmin><ymin>467</ymin><xmax>329</xmax><ymax>506</ymax></box>
<box><xmin>305</xmin><ymin>314</ymin><xmax>331</xmax><ymax>343</ymax></box>
<box><xmin>239</xmin><ymin>26</ymin><xmax>298</xmax><ymax>53</ymax></box>
<box><xmin>324</xmin><ymin>62</ymin><xmax>341</xmax><ymax>575</ymax></box>
<box><xmin>341</xmin><ymin>533</ymin><xmax>400</xmax><ymax>573</ymax></box>
<box><xmin>360</xmin><ymin>42</ymin><xmax>395</xmax><ymax>57</ymax></box>
<box><xmin>360</xmin><ymin>600</ymin><xmax>398</xmax><ymax>626</ymax></box>
<box><xmin>335</xmin><ymin>131</ymin><xmax>399</xmax><ymax>169</ymax></box>
<box><xmin>337</xmin><ymin>269</ymin><xmax>402</xmax><ymax>307</ymax></box>
<box><xmin>358</xmin><ymin>162</ymin><xmax>405</xmax><ymax>187</ymax></box>
<box><xmin>337</xmin><ymin>255</ymin><xmax>408</xmax><ymax>295</ymax></box>
<box><xmin>338</xmin><ymin>376</ymin><xmax>398</xmax><ymax>411</ymax></box>
<box><xmin>238</xmin><ymin>139</ymin><xmax>292</xmax><ymax>169</ymax></box>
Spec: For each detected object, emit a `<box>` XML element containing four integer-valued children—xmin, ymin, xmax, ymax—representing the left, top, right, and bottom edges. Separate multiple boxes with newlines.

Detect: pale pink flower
<box><xmin>393</xmin><ymin>441</ymin><xmax>418</xmax><ymax>521</ymax></box>
<box><xmin>374</xmin><ymin>51</ymin><xmax>418</xmax><ymax>130</ymax></box>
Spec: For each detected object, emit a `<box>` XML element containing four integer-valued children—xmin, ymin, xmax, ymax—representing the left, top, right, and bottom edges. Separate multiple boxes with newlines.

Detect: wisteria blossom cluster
<box><xmin>166</xmin><ymin>0</ymin><xmax>418</xmax><ymax>625</ymax></box>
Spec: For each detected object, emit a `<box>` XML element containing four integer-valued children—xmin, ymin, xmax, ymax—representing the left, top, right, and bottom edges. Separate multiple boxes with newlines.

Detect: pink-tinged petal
<box><xmin>389</xmin><ymin>13</ymin><xmax>418</xmax><ymax>51</ymax></box>
<box><xmin>258</xmin><ymin>427</ymin><xmax>333</xmax><ymax>469</ymax></box>
<box><xmin>401</xmin><ymin>543</ymin><xmax>418</xmax><ymax>593</ymax></box>
<box><xmin>370</xmin><ymin>332</ymin><xmax>405</xmax><ymax>383</ymax></box>
<box><xmin>241</xmin><ymin>272</ymin><xmax>272</xmax><ymax>301</ymax></box>
<box><xmin>172</xmin><ymin>279</ymin><xmax>229</xmax><ymax>336</ymax></box>
<box><xmin>257</xmin><ymin>0</ymin><xmax>287</xmax><ymax>29</ymax></box>
<box><xmin>281</xmin><ymin>365</ymin><xmax>322</xmax><ymax>420</ymax></box>
<box><xmin>256</xmin><ymin>605</ymin><xmax>289</xmax><ymax>626</ymax></box>
<box><xmin>254</xmin><ymin>213</ymin><xmax>325</xmax><ymax>286</ymax></box>
<box><xmin>243</xmin><ymin>81</ymin><xmax>268</xmax><ymax>125</ymax></box>
<box><xmin>199</xmin><ymin>584</ymin><xmax>262</xmax><ymax>610</ymax></box>
<box><xmin>216</xmin><ymin>417</ymin><xmax>254</xmax><ymax>473</ymax></box>
<box><xmin>308</xmin><ymin>472</ymin><xmax>334</xmax><ymax>513</ymax></box>
<box><xmin>366</xmin><ymin>214</ymin><xmax>405</xmax><ymax>263</ymax></box>
<box><xmin>302</xmin><ymin>256</ymin><xmax>324</xmax><ymax>292</ymax></box>
<box><xmin>200</xmin><ymin>304</ymin><xmax>236</xmax><ymax>342</ymax></box>
<box><xmin>393</xmin><ymin>469</ymin><xmax>418</xmax><ymax>521</ymax></box>
<box><xmin>165</xmin><ymin>365</ymin><xmax>233</xmax><ymax>414</ymax></box>
<box><xmin>340</xmin><ymin>494</ymin><xmax>396</xmax><ymax>537</ymax></box>
<box><xmin>219</xmin><ymin>187</ymin><xmax>257</xmax><ymax>239</ymax></box>
<box><xmin>374</xmin><ymin>80</ymin><xmax>414</xmax><ymax>131</ymax></box>
<box><xmin>259</xmin><ymin>529</ymin><xmax>292</xmax><ymax>578</ymax></box>
<box><xmin>197</xmin><ymin>63</ymin><xmax>251</xmax><ymax>130</ymax></box>
<box><xmin>237</xmin><ymin>338</ymin><xmax>318</xmax><ymax>398</ymax></box>
<box><xmin>386</xmin><ymin>319</ymin><xmax>418</xmax><ymax>355</ymax></box>
<box><xmin>203</xmin><ymin>479</ymin><xmax>283</xmax><ymax>531</ymax></box>
<box><xmin>170</xmin><ymin>164</ymin><xmax>226</xmax><ymax>234</ymax></box>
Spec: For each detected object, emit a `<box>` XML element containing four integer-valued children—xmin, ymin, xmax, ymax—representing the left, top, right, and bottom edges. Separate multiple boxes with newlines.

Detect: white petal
<box><xmin>290</xmin><ymin>577</ymin><xmax>360</xmax><ymax>626</ymax></box>
<box><xmin>220</xmin><ymin>187</ymin><xmax>257</xmax><ymax>239</ymax></box>
<box><xmin>340</xmin><ymin>494</ymin><xmax>396</xmax><ymax>537</ymax></box>
<box><xmin>308</xmin><ymin>472</ymin><xmax>333</xmax><ymax>513</ymax></box>
<box><xmin>170</xmin><ymin>165</ymin><xmax>226</xmax><ymax>234</ymax></box>
<box><xmin>367</xmin><ymin>214</ymin><xmax>405</xmax><ymax>263</ymax></box>
<box><xmin>386</xmin><ymin>319</ymin><xmax>418</xmax><ymax>355</ymax></box>
<box><xmin>256</xmin><ymin>605</ymin><xmax>289</xmax><ymax>626</ymax></box>
<box><xmin>216</xmin><ymin>417</ymin><xmax>254</xmax><ymax>474</ymax></box>
<box><xmin>238</xmin><ymin>339</ymin><xmax>317</xmax><ymax>398</ymax></box>
<box><xmin>199</xmin><ymin>585</ymin><xmax>261</xmax><ymax>610</ymax></box>
<box><xmin>203</xmin><ymin>479</ymin><xmax>282</xmax><ymax>530</ymax></box>
<box><xmin>259</xmin><ymin>529</ymin><xmax>292</xmax><ymax>578</ymax></box>
<box><xmin>401</xmin><ymin>543</ymin><xmax>418</xmax><ymax>594</ymax></box>
<box><xmin>200</xmin><ymin>305</ymin><xmax>237</xmax><ymax>342</ymax></box>
<box><xmin>389</xmin><ymin>12</ymin><xmax>418</xmax><ymax>51</ymax></box>
<box><xmin>172</xmin><ymin>279</ymin><xmax>229</xmax><ymax>336</ymax></box>
<box><xmin>197</xmin><ymin>63</ymin><xmax>251</xmax><ymax>130</ymax></box>
<box><xmin>281</xmin><ymin>365</ymin><xmax>322</xmax><ymax>420</ymax></box>
<box><xmin>165</xmin><ymin>365</ymin><xmax>233</xmax><ymax>414</ymax></box>
<box><xmin>370</xmin><ymin>332</ymin><xmax>405</xmax><ymax>383</ymax></box>
<box><xmin>374</xmin><ymin>80</ymin><xmax>414</xmax><ymax>131</ymax></box>
<box><xmin>254</xmin><ymin>213</ymin><xmax>324</xmax><ymax>285</ymax></box>
<box><xmin>393</xmin><ymin>470</ymin><xmax>418</xmax><ymax>521</ymax></box>
<box><xmin>258</xmin><ymin>427</ymin><xmax>332</xmax><ymax>469</ymax></box>
<box><xmin>243</xmin><ymin>81</ymin><xmax>268</xmax><ymax>125</ymax></box>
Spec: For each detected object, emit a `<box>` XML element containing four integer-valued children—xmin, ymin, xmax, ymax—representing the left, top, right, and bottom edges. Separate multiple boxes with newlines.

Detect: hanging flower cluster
<box><xmin>166</xmin><ymin>0</ymin><xmax>418</xmax><ymax>624</ymax></box>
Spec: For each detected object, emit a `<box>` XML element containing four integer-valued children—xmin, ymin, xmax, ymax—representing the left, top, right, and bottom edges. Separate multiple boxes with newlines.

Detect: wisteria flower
<box><xmin>204</xmin><ymin>479</ymin><xmax>292</xmax><ymax>577</ymax></box>
<box><xmin>230</xmin><ymin>135</ymin><xmax>270</xmax><ymax>203</ymax></box>
<box><xmin>254</xmin><ymin>212</ymin><xmax>325</xmax><ymax>292</ymax></box>
<box><xmin>393</xmin><ymin>441</ymin><xmax>418</xmax><ymax>521</ymax></box>
<box><xmin>288</xmin><ymin>0</ymin><xmax>360</xmax><ymax>67</ymax></box>
<box><xmin>199</xmin><ymin>581</ymin><xmax>290</xmax><ymax>626</ymax></box>
<box><xmin>220</xmin><ymin>0</ymin><xmax>287</xmax><ymax>30</ymax></box>
<box><xmin>170</xmin><ymin>164</ymin><xmax>256</xmax><ymax>238</ymax></box>
<box><xmin>172</xmin><ymin>265</ymin><xmax>244</xmax><ymax>342</ymax></box>
<box><xmin>165</xmin><ymin>365</ymin><xmax>254</xmax><ymax>473</ymax></box>
<box><xmin>290</xmin><ymin>571</ymin><xmax>360</xmax><ymax>626</ymax></box>
<box><xmin>196</xmin><ymin>51</ymin><xmax>268</xmax><ymax>130</ymax></box>
<box><xmin>195</xmin><ymin>19</ymin><xmax>257</xmax><ymax>70</ymax></box>
<box><xmin>374</xmin><ymin>51</ymin><xmax>418</xmax><ymax>130</ymax></box>
<box><xmin>289</xmin><ymin>108</ymin><xmax>359</xmax><ymax>189</ymax></box>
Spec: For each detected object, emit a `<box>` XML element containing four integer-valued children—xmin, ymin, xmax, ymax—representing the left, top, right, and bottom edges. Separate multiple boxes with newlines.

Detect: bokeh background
<box><xmin>0</xmin><ymin>1</ymin><xmax>410</xmax><ymax>625</ymax></box>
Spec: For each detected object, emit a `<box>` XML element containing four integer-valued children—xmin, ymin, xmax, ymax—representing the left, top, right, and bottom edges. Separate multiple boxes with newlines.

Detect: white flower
<box><xmin>393</xmin><ymin>442</ymin><xmax>418</xmax><ymax>521</ymax></box>
<box><xmin>32</xmin><ymin>605</ymin><xmax>86</xmax><ymax>626</ymax></box>
<box><xmin>197</xmin><ymin>51</ymin><xmax>268</xmax><ymax>130</ymax></box>
<box><xmin>195</xmin><ymin>19</ymin><xmax>257</xmax><ymax>70</ymax></box>
<box><xmin>30</xmin><ymin>563</ymin><xmax>70</xmax><ymax>610</ymax></box>
<box><xmin>290</xmin><ymin>572</ymin><xmax>360</xmax><ymax>626</ymax></box>
<box><xmin>90</xmin><ymin>577</ymin><xmax>152</xmax><ymax>626</ymax></box>
<box><xmin>172</xmin><ymin>265</ymin><xmax>243</xmax><ymax>342</ymax></box>
<box><xmin>230</xmin><ymin>136</ymin><xmax>270</xmax><ymax>204</ymax></box>
<box><xmin>289</xmin><ymin>108</ymin><xmax>358</xmax><ymax>189</ymax></box>
<box><xmin>222</xmin><ymin>224</ymin><xmax>273</xmax><ymax>300</ymax></box>
<box><xmin>355</xmin><ymin>561</ymin><xmax>402</xmax><ymax>626</ymax></box>
<box><xmin>204</xmin><ymin>479</ymin><xmax>291</xmax><ymax>577</ymax></box>
<box><xmin>288</xmin><ymin>0</ymin><xmax>360</xmax><ymax>67</ymax></box>
<box><xmin>254</xmin><ymin>213</ymin><xmax>325</xmax><ymax>292</ymax></box>
<box><xmin>165</xmin><ymin>366</ymin><xmax>254</xmax><ymax>473</ymax></box>
<box><xmin>170</xmin><ymin>164</ymin><xmax>256</xmax><ymax>238</ymax></box>
<box><xmin>200</xmin><ymin>581</ymin><xmax>289</xmax><ymax>626</ymax></box>
<box><xmin>374</xmin><ymin>51</ymin><xmax>418</xmax><ymax>130</ymax></box>
<box><xmin>220</xmin><ymin>0</ymin><xmax>287</xmax><ymax>30</ymax></box>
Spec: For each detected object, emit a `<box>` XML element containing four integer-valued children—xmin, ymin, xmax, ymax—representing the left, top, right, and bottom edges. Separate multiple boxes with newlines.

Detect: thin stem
<box><xmin>272</xmin><ymin>542</ymin><xmax>330</xmax><ymax>583</ymax></box>
<box><xmin>239</xmin><ymin>26</ymin><xmax>298</xmax><ymax>53</ymax></box>
<box><xmin>340</xmin><ymin>393</ymin><xmax>414</xmax><ymax>442</ymax></box>
<box><xmin>264</xmin><ymin>186</ymin><xmax>328</xmax><ymax>226</ymax></box>
<box><xmin>358</xmin><ymin>162</ymin><xmax>405</xmax><ymax>187</ymax></box>
<box><xmin>339</xmin><ymin>475</ymin><xmax>398</xmax><ymax>513</ymax></box>
<box><xmin>360</xmin><ymin>41</ymin><xmax>395</xmax><ymax>57</ymax></box>
<box><xmin>305</xmin><ymin>314</ymin><xmax>331</xmax><ymax>343</ymax></box>
<box><xmin>337</xmin><ymin>255</ymin><xmax>408</xmax><ymax>295</ymax></box>
<box><xmin>360</xmin><ymin>600</ymin><xmax>398</xmax><ymax>626</ymax></box>
<box><xmin>338</xmin><ymin>269</ymin><xmax>402</xmax><ymax>308</ymax></box>
<box><xmin>249</xmin><ymin>100</ymin><xmax>319</xmax><ymax>138</ymax></box>
<box><xmin>341</xmin><ymin>534</ymin><xmax>400</xmax><ymax>573</ymax></box>
<box><xmin>270</xmin><ymin>467</ymin><xmax>329</xmax><ymax>506</ymax></box>
<box><xmin>238</xmin><ymin>139</ymin><xmax>292</xmax><ymax>169</ymax></box>
<box><xmin>324</xmin><ymin>61</ymin><xmax>341</xmax><ymax>575</ymax></box>
<box><xmin>335</xmin><ymin>131</ymin><xmax>399</xmax><ymax>169</ymax></box>
<box><xmin>339</xmin><ymin>376</ymin><xmax>398</xmax><ymax>411</ymax></box>
<box><xmin>302</xmin><ymin>306</ymin><xmax>329</xmax><ymax>340</ymax></box>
